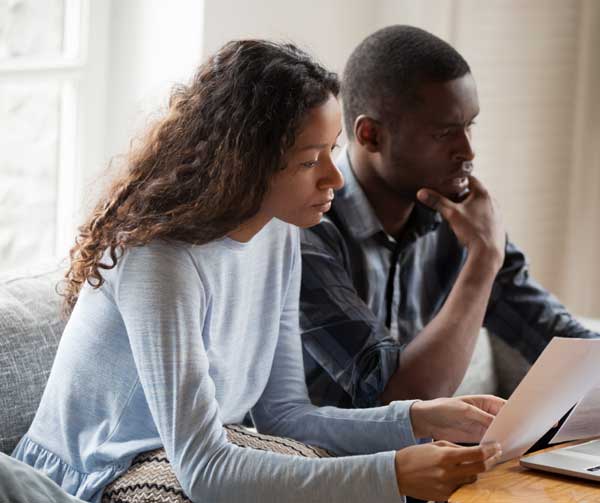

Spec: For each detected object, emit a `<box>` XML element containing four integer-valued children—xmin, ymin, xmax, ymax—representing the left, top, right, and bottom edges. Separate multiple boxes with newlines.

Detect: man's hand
<box><xmin>410</xmin><ymin>395</ymin><xmax>505</xmax><ymax>443</ymax></box>
<box><xmin>394</xmin><ymin>441</ymin><xmax>502</xmax><ymax>501</ymax></box>
<box><xmin>416</xmin><ymin>175</ymin><xmax>505</xmax><ymax>269</ymax></box>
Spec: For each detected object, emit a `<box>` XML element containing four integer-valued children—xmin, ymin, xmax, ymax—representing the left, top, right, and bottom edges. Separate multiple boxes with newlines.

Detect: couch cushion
<box><xmin>0</xmin><ymin>267</ymin><xmax>66</xmax><ymax>454</ymax></box>
<box><xmin>454</xmin><ymin>329</ymin><xmax>498</xmax><ymax>396</ymax></box>
<box><xmin>102</xmin><ymin>424</ymin><xmax>332</xmax><ymax>502</ymax></box>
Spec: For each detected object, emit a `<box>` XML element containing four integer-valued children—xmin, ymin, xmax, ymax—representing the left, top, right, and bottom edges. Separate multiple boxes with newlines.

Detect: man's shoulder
<box><xmin>300</xmin><ymin>214</ymin><xmax>346</xmax><ymax>250</ymax></box>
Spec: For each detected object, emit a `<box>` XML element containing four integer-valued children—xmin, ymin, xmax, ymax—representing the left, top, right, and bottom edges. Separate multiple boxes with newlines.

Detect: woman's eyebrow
<box><xmin>298</xmin><ymin>143</ymin><xmax>329</xmax><ymax>151</ymax></box>
<box><xmin>297</xmin><ymin>130</ymin><xmax>342</xmax><ymax>151</ymax></box>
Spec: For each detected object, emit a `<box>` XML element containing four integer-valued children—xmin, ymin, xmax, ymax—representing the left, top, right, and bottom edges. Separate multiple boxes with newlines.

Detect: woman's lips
<box><xmin>313</xmin><ymin>201</ymin><xmax>332</xmax><ymax>212</ymax></box>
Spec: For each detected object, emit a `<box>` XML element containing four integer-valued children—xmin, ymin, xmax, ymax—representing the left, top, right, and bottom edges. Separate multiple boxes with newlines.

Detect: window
<box><xmin>0</xmin><ymin>0</ymin><xmax>108</xmax><ymax>272</ymax></box>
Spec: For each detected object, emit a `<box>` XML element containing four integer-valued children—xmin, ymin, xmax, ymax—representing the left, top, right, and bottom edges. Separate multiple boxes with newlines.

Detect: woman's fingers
<box><xmin>444</xmin><ymin>443</ymin><xmax>502</xmax><ymax>488</ymax></box>
<box><xmin>460</xmin><ymin>394</ymin><xmax>506</xmax><ymax>415</ymax></box>
<box><xmin>467</xmin><ymin>404</ymin><xmax>496</xmax><ymax>427</ymax></box>
<box><xmin>445</xmin><ymin>442</ymin><xmax>501</xmax><ymax>465</ymax></box>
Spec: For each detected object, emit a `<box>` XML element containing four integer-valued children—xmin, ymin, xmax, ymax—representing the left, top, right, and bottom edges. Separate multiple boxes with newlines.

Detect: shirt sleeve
<box><xmin>299</xmin><ymin>221</ymin><xmax>403</xmax><ymax>408</ymax></box>
<box><xmin>485</xmin><ymin>238</ymin><xmax>599</xmax><ymax>362</ymax></box>
<box><xmin>116</xmin><ymin>242</ymin><xmax>407</xmax><ymax>503</ymax></box>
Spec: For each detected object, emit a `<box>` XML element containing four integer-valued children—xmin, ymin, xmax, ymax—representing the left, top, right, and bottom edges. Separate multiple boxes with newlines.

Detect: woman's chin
<box><xmin>282</xmin><ymin>213</ymin><xmax>324</xmax><ymax>229</ymax></box>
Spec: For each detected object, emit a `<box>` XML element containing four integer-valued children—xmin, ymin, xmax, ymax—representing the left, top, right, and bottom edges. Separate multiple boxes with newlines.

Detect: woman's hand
<box><xmin>410</xmin><ymin>395</ymin><xmax>505</xmax><ymax>443</ymax></box>
<box><xmin>394</xmin><ymin>441</ymin><xmax>502</xmax><ymax>501</ymax></box>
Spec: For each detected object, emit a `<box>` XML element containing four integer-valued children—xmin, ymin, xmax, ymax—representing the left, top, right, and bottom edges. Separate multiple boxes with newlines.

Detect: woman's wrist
<box><xmin>409</xmin><ymin>400</ymin><xmax>429</xmax><ymax>439</ymax></box>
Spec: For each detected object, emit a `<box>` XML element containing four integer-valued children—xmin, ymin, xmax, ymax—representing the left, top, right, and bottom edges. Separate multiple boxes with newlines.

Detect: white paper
<box><xmin>551</xmin><ymin>385</ymin><xmax>600</xmax><ymax>444</ymax></box>
<box><xmin>480</xmin><ymin>337</ymin><xmax>600</xmax><ymax>462</ymax></box>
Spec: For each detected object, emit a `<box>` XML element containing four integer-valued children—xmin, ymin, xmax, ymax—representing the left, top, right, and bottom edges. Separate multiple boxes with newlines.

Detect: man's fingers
<box><xmin>466</xmin><ymin>175</ymin><xmax>487</xmax><ymax>195</ymax></box>
<box><xmin>416</xmin><ymin>188</ymin><xmax>456</xmax><ymax>216</ymax></box>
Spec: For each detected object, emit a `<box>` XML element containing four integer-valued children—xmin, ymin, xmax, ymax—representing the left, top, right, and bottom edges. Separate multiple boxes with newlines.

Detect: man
<box><xmin>300</xmin><ymin>25</ymin><xmax>597</xmax><ymax>408</ymax></box>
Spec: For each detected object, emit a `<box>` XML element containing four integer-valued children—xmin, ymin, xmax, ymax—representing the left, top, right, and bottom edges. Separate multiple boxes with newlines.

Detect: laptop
<box><xmin>520</xmin><ymin>438</ymin><xmax>600</xmax><ymax>482</ymax></box>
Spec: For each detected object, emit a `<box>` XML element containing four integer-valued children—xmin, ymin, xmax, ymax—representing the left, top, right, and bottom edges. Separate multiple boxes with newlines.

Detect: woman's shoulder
<box><xmin>114</xmin><ymin>240</ymin><xmax>201</xmax><ymax>284</ymax></box>
<box><xmin>119</xmin><ymin>239</ymin><xmax>195</xmax><ymax>264</ymax></box>
<box><xmin>266</xmin><ymin>219</ymin><xmax>300</xmax><ymax>248</ymax></box>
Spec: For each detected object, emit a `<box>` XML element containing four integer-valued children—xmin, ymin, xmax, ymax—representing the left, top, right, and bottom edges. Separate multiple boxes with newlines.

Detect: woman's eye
<box><xmin>301</xmin><ymin>160</ymin><xmax>319</xmax><ymax>168</ymax></box>
<box><xmin>331</xmin><ymin>143</ymin><xmax>340</xmax><ymax>153</ymax></box>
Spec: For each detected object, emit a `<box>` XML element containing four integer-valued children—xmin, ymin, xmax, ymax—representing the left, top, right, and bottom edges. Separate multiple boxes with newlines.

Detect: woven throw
<box><xmin>102</xmin><ymin>424</ymin><xmax>332</xmax><ymax>502</ymax></box>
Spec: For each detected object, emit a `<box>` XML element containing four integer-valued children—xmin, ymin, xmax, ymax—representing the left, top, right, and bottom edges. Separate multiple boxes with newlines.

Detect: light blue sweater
<box><xmin>13</xmin><ymin>219</ymin><xmax>417</xmax><ymax>502</ymax></box>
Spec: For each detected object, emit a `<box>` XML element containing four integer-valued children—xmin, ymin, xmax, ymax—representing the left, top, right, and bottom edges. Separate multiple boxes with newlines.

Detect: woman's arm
<box><xmin>251</xmin><ymin>237</ymin><xmax>419</xmax><ymax>455</ymax></box>
<box><xmin>116</xmin><ymin>241</ymin><xmax>403</xmax><ymax>503</ymax></box>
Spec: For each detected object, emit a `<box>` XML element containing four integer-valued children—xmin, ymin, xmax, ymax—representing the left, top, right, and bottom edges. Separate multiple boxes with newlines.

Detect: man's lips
<box><xmin>447</xmin><ymin>176</ymin><xmax>469</xmax><ymax>190</ymax></box>
<box><xmin>445</xmin><ymin>163</ymin><xmax>473</xmax><ymax>190</ymax></box>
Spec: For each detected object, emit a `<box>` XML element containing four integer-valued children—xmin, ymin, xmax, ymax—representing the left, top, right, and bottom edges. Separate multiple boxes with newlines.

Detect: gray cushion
<box><xmin>0</xmin><ymin>267</ymin><xmax>66</xmax><ymax>454</ymax></box>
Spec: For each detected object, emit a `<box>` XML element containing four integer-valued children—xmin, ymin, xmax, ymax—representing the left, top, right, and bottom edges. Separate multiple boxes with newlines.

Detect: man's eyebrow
<box><xmin>432</xmin><ymin>117</ymin><xmax>478</xmax><ymax>128</ymax></box>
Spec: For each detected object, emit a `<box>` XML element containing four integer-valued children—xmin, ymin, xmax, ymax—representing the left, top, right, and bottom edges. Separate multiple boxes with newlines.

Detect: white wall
<box><xmin>90</xmin><ymin>0</ymin><xmax>599</xmax><ymax>315</ymax></box>
<box><xmin>203</xmin><ymin>0</ymin><xmax>377</xmax><ymax>74</ymax></box>
<box><xmin>100</xmin><ymin>0</ymin><xmax>204</xmax><ymax>188</ymax></box>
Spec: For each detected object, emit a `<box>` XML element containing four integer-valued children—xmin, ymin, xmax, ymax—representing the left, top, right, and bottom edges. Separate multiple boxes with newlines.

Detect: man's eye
<box><xmin>434</xmin><ymin>129</ymin><xmax>451</xmax><ymax>140</ymax></box>
<box><xmin>331</xmin><ymin>143</ymin><xmax>340</xmax><ymax>152</ymax></box>
<box><xmin>301</xmin><ymin>160</ymin><xmax>319</xmax><ymax>168</ymax></box>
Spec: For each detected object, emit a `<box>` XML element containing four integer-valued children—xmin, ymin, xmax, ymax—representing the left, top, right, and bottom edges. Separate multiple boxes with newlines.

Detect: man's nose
<box><xmin>453</xmin><ymin>130</ymin><xmax>475</xmax><ymax>162</ymax></box>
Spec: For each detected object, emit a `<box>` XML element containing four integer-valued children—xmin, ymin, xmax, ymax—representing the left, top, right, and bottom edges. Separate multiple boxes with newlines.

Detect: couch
<box><xmin>0</xmin><ymin>265</ymin><xmax>67</xmax><ymax>455</ymax></box>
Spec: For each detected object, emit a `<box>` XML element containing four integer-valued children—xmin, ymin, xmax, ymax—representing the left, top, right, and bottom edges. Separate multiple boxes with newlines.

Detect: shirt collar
<box><xmin>333</xmin><ymin>146</ymin><xmax>442</xmax><ymax>242</ymax></box>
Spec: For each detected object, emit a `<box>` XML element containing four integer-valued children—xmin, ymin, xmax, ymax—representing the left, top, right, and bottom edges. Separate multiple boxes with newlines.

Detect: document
<box><xmin>480</xmin><ymin>337</ymin><xmax>600</xmax><ymax>463</ymax></box>
<box><xmin>551</xmin><ymin>385</ymin><xmax>600</xmax><ymax>444</ymax></box>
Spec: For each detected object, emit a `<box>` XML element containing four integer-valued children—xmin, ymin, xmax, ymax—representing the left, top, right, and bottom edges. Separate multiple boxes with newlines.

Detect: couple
<box><xmin>4</xmin><ymin>26</ymin><xmax>595</xmax><ymax>503</ymax></box>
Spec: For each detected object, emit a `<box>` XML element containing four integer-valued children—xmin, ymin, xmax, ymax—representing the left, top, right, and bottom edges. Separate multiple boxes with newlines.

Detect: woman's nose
<box><xmin>320</xmin><ymin>158</ymin><xmax>344</xmax><ymax>190</ymax></box>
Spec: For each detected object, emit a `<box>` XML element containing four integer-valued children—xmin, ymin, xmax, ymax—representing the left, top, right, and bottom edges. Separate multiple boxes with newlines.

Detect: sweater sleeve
<box><xmin>252</xmin><ymin>233</ymin><xmax>419</xmax><ymax>456</ymax></box>
<box><xmin>116</xmin><ymin>242</ymin><xmax>405</xmax><ymax>503</ymax></box>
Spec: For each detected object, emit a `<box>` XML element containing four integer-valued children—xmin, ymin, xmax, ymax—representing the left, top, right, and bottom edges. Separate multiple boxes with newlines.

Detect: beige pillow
<box><xmin>102</xmin><ymin>425</ymin><xmax>332</xmax><ymax>503</ymax></box>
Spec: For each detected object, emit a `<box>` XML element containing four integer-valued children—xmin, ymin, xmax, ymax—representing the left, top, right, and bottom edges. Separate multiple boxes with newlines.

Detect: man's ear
<box><xmin>354</xmin><ymin>115</ymin><xmax>383</xmax><ymax>153</ymax></box>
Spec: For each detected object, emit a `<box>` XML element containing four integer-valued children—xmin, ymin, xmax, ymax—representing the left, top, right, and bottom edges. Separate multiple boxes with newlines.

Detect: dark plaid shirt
<box><xmin>300</xmin><ymin>148</ymin><xmax>597</xmax><ymax>408</ymax></box>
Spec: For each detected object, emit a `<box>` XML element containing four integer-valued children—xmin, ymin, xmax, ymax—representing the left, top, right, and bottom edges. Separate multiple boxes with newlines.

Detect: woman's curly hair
<box><xmin>61</xmin><ymin>40</ymin><xmax>339</xmax><ymax>314</ymax></box>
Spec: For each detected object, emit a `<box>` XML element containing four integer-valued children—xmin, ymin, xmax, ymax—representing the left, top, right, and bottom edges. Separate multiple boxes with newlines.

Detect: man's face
<box><xmin>377</xmin><ymin>73</ymin><xmax>480</xmax><ymax>201</ymax></box>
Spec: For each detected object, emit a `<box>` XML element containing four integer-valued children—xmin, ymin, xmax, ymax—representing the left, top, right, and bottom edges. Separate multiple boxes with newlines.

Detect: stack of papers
<box><xmin>480</xmin><ymin>337</ymin><xmax>600</xmax><ymax>462</ymax></box>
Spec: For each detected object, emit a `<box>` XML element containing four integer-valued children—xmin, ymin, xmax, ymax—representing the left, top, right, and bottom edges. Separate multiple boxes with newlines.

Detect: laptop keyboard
<box><xmin>567</xmin><ymin>440</ymin><xmax>600</xmax><ymax>455</ymax></box>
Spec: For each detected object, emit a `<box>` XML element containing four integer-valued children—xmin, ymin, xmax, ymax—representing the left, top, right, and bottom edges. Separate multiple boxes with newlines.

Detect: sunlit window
<box><xmin>0</xmin><ymin>0</ymin><xmax>86</xmax><ymax>272</ymax></box>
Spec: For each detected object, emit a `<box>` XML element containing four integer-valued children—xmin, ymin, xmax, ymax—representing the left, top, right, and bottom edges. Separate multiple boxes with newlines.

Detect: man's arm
<box><xmin>380</xmin><ymin>245</ymin><xmax>501</xmax><ymax>401</ymax></box>
<box><xmin>300</xmin><ymin>220</ymin><xmax>403</xmax><ymax>408</ymax></box>
<box><xmin>301</xmin><ymin>176</ymin><xmax>507</xmax><ymax>407</ymax></box>
<box><xmin>381</xmin><ymin>176</ymin><xmax>505</xmax><ymax>401</ymax></box>
<box><xmin>484</xmin><ymin>240</ymin><xmax>598</xmax><ymax>363</ymax></box>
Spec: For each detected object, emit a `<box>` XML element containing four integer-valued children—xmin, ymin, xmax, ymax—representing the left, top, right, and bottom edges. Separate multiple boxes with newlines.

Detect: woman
<box><xmin>11</xmin><ymin>40</ymin><xmax>502</xmax><ymax>503</ymax></box>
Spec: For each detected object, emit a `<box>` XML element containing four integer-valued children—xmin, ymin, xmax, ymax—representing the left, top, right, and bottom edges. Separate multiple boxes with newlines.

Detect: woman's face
<box><xmin>263</xmin><ymin>95</ymin><xmax>344</xmax><ymax>228</ymax></box>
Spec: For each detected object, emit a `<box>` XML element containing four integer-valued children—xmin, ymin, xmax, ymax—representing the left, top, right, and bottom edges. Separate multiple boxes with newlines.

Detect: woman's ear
<box><xmin>354</xmin><ymin>115</ymin><xmax>383</xmax><ymax>153</ymax></box>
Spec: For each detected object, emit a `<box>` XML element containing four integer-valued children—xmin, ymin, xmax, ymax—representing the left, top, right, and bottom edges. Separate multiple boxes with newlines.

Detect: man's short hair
<box><xmin>342</xmin><ymin>25</ymin><xmax>471</xmax><ymax>139</ymax></box>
